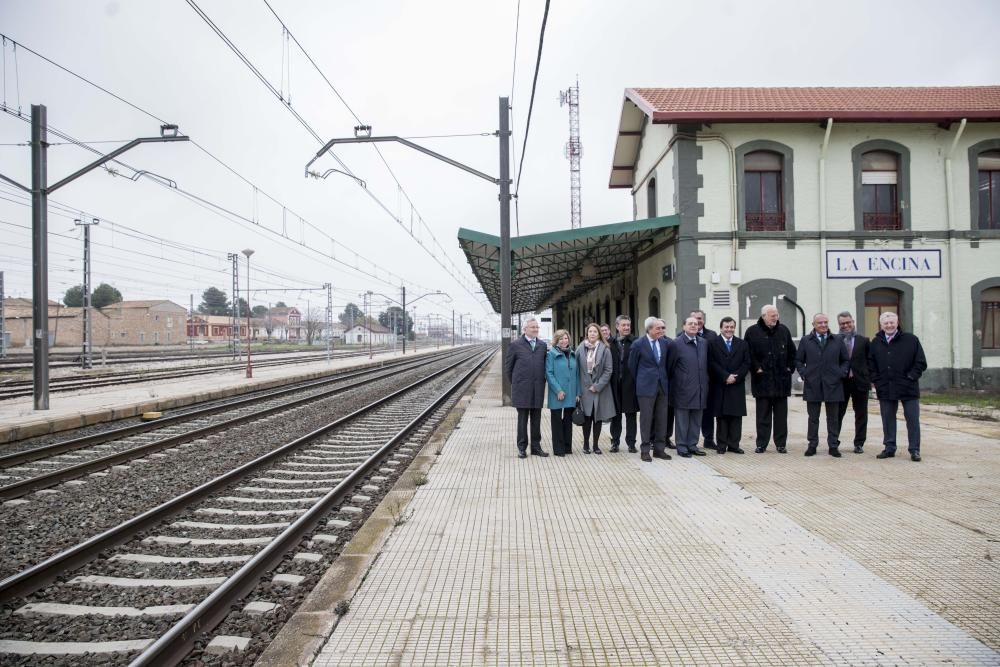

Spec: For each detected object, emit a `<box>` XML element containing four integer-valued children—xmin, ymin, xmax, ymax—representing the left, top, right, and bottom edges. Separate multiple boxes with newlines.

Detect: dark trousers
<box><xmin>666</xmin><ymin>404</ymin><xmax>675</xmax><ymax>445</ymax></box>
<box><xmin>754</xmin><ymin>396</ymin><xmax>788</xmax><ymax>449</ymax></box>
<box><xmin>550</xmin><ymin>408</ymin><xmax>574</xmax><ymax>455</ymax></box>
<box><xmin>610</xmin><ymin>411</ymin><xmax>637</xmax><ymax>447</ymax></box>
<box><xmin>638</xmin><ymin>389</ymin><xmax>669</xmax><ymax>456</ymax></box>
<box><xmin>701</xmin><ymin>386</ymin><xmax>716</xmax><ymax>446</ymax></box>
<box><xmin>806</xmin><ymin>401</ymin><xmax>842</xmax><ymax>449</ymax></box>
<box><xmin>674</xmin><ymin>408</ymin><xmax>703</xmax><ymax>454</ymax></box>
<box><xmin>837</xmin><ymin>382</ymin><xmax>869</xmax><ymax>446</ymax></box>
<box><xmin>879</xmin><ymin>399</ymin><xmax>921</xmax><ymax>454</ymax></box>
<box><xmin>582</xmin><ymin>417</ymin><xmax>603</xmax><ymax>449</ymax></box>
<box><xmin>716</xmin><ymin>415</ymin><xmax>743</xmax><ymax>451</ymax></box>
<box><xmin>516</xmin><ymin>407</ymin><xmax>542</xmax><ymax>453</ymax></box>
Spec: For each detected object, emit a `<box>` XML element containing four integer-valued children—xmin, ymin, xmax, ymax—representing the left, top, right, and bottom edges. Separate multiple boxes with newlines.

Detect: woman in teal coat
<box><xmin>545</xmin><ymin>329</ymin><xmax>579</xmax><ymax>457</ymax></box>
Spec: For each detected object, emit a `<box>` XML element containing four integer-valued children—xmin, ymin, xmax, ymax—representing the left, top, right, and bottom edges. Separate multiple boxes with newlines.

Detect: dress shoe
<box><xmin>829</xmin><ymin>449</ymin><xmax>842</xmax><ymax>458</ymax></box>
<box><xmin>804</xmin><ymin>447</ymin><xmax>817</xmax><ymax>457</ymax></box>
<box><xmin>910</xmin><ymin>452</ymin><xmax>921</xmax><ymax>462</ymax></box>
<box><xmin>728</xmin><ymin>447</ymin><xmax>745</xmax><ymax>454</ymax></box>
<box><xmin>691</xmin><ymin>448</ymin><xmax>707</xmax><ymax>456</ymax></box>
<box><xmin>609</xmin><ymin>444</ymin><xmax>620</xmax><ymax>453</ymax></box>
<box><xmin>627</xmin><ymin>445</ymin><xmax>638</xmax><ymax>453</ymax></box>
<box><xmin>853</xmin><ymin>446</ymin><xmax>864</xmax><ymax>454</ymax></box>
<box><xmin>518</xmin><ymin>451</ymin><xmax>527</xmax><ymax>459</ymax></box>
<box><xmin>566</xmin><ymin>450</ymin><xmax>573</xmax><ymax>455</ymax></box>
<box><xmin>876</xmin><ymin>450</ymin><xmax>895</xmax><ymax>459</ymax></box>
<box><xmin>554</xmin><ymin>452</ymin><xmax>565</xmax><ymax>457</ymax></box>
<box><xmin>666</xmin><ymin>440</ymin><xmax>676</xmax><ymax>449</ymax></box>
<box><xmin>754</xmin><ymin>446</ymin><xmax>766</xmax><ymax>453</ymax></box>
<box><xmin>776</xmin><ymin>446</ymin><xmax>788</xmax><ymax>454</ymax></box>
<box><xmin>583</xmin><ymin>446</ymin><xmax>591</xmax><ymax>454</ymax></box>
<box><xmin>652</xmin><ymin>451</ymin><xmax>672</xmax><ymax>460</ymax></box>
<box><xmin>678</xmin><ymin>451</ymin><xmax>692</xmax><ymax>458</ymax></box>
<box><xmin>641</xmin><ymin>452</ymin><xmax>652</xmax><ymax>462</ymax></box>
<box><xmin>593</xmin><ymin>445</ymin><xmax>603</xmax><ymax>455</ymax></box>
<box><xmin>703</xmin><ymin>441</ymin><xmax>717</xmax><ymax>450</ymax></box>
<box><xmin>531</xmin><ymin>450</ymin><xmax>549</xmax><ymax>457</ymax></box>
<box><xmin>717</xmin><ymin>445</ymin><xmax>726</xmax><ymax>454</ymax></box>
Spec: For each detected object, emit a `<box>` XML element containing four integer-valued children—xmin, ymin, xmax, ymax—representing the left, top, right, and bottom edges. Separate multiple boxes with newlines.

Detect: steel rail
<box><xmin>0</xmin><ymin>348</ymin><xmax>480</xmax><ymax>500</ymax></box>
<box><xmin>0</xmin><ymin>347</ymin><xmax>459</xmax><ymax>467</ymax></box>
<box><xmin>0</xmin><ymin>347</ymin><xmax>491</xmax><ymax>602</ymax></box>
<box><xmin>130</xmin><ymin>348</ymin><xmax>494</xmax><ymax>666</ymax></box>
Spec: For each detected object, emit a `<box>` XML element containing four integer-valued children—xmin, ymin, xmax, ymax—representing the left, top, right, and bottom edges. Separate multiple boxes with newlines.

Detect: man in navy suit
<box><xmin>628</xmin><ymin>317</ymin><xmax>672</xmax><ymax>463</ymax></box>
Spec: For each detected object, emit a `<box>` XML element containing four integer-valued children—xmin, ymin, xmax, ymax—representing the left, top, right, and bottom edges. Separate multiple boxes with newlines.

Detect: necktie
<box><xmin>819</xmin><ymin>334</ymin><xmax>826</xmax><ymax>349</ymax></box>
<box><xmin>725</xmin><ymin>339</ymin><xmax>732</xmax><ymax>352</ymax></box>
<box><xmin>846</xmin><ymin>336</ymin><xmax>855</xmax><ymax>377</ymax></box>
<box><xmin>528</xmin><ymin>338</ymin><xmax>535</xmax><ymax>351</ymax></box>
<box><xmin>653</xmin><ymin>339</ymin><xmax>660</xmax><ymax>363</ymax></box>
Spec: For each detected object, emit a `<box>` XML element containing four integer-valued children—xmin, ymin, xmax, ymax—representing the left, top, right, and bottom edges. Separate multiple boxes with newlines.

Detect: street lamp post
<box><xmin>306</xmin><ymin>97</ymin><xmax>513</xmax><ymax>404</ymax></box>
<box><xmin>242</xmin><ymin>249</ymin><xmax>254</xmax><ymax>378</ymax></box>
<box><xmin>0</xmin><ymin>105</ymin><xmax>188</xmax><ymax>410</ymax></box>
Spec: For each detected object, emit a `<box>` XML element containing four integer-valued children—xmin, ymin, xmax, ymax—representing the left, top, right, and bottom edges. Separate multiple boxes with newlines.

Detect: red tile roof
<box><xmin>626</xmin><ymin>86</ymin><xmax>1000</xmax><ymax>122</ymax></box>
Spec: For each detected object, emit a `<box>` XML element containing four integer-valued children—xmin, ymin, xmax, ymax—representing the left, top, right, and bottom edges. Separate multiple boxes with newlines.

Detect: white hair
<box><xmin>521</xmin><ymin>317</ymin><xmax>539</xmax><ymax>332</ymax></box>
<box><xmin>879</xmin><ymin>312</ymin><xmax>898</xmax><ymax>324</ymax></box>
<box><xmin>761</xmin><ymin>304</ymin><xmax>778</xmax><ymax>316</ymax></box>
<box><xmin>643</xmin><ymin>316</ymin><xmax>658</xmax><ymax>332</ymax></box>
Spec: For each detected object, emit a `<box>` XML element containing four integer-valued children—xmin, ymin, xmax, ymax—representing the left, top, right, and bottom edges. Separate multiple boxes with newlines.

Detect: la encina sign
<box><xmin>825</xmin><ymin>249</ymin><xmax>942</xmax><ymax>279</ymax></box>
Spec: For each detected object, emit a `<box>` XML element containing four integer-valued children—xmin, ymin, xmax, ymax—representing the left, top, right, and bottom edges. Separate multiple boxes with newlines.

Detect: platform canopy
<box><xmin>458</xmin><ymin>216</ymin><xmax>679</xmax><ymax>314</ymax></box>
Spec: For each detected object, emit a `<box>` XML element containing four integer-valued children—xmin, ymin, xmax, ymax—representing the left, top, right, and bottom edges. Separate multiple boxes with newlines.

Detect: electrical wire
<box><xmin>514</xmin><ymin>0</ymin><xmax>551</xmax><ymax>198</ymax></box>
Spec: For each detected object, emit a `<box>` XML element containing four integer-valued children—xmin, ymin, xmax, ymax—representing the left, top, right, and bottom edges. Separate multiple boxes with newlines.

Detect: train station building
<box><xmin>460</xmin><ymin>86</ymin><xmax>1000</xmax><ymax>389</ymax></box>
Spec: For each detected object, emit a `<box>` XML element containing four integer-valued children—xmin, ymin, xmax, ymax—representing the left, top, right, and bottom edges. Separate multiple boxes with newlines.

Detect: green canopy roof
<box><xmin>458</xmin><ymin>216</ymin><xmax>679</xmax><ymax>313</ymax></box>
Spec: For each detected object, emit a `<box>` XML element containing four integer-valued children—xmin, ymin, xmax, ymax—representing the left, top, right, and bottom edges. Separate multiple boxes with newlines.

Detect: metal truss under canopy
<box><xmin>458</xmin><ymin>216</ymin><xmax>679</xmax><ymax>314</ymax></box>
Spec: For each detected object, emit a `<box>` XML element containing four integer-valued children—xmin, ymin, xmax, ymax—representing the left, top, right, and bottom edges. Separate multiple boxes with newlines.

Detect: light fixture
<box><xmin>160</xmin><ymin>124</ymin><xmax>180</xmax><ymax>138</ymax></box>
<box><xmin>354</xmin><ymin>124</ymin><xmax>372</xmax><ymax>138</ymax></box>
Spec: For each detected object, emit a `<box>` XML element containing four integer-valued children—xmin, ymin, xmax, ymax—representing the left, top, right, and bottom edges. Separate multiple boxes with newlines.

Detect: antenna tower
<box><xmin>559</xmin><ymin>80</ymin><xmax>583</xmax><ymax>229</ymax></box>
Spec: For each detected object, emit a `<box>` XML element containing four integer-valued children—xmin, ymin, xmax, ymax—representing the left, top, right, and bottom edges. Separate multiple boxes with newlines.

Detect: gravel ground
<box><xmin>0</xmin><ymin>352</ymin><xmax>474</xmax><ymax>581</ymax></box>
<box><xmin>0</xmin><ymin>352</ymin><xmax>485</xmax><ymax>666</ymax></box>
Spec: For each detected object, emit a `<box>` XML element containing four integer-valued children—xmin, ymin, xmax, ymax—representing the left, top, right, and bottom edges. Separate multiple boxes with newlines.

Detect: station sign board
<box><xmin>825</xmin><ymin>249</ymin><xmax>941</xmax><ymax>279</ymax></box>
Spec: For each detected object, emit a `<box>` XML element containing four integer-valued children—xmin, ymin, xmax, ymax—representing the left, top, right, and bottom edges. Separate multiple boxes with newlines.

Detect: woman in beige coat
<box><xmin>575</xmin><ymin>323</ymin><xmax>616</xmax><ymax>453</ymax></box>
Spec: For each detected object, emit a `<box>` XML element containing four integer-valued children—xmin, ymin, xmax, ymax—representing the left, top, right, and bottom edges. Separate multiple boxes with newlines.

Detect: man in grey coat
<box><xmin>795</xmin><ymin>313</ymin><xmax>850</xmax><ymax>457</ymax></box>
<box><xmin>503</xmin><ymin>318</ymin><xmax>549</xmax><ymax>459</ymax></box>
<box><xmin>668</xmin><ymin>316</ymin><xmax>710</xmax><ymax>458</ymax></box>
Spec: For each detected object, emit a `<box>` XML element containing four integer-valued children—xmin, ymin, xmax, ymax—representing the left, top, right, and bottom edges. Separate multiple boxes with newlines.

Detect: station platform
<box><xmin>0</xmin><ymin>345</ymin><xmax>457</xmax><ymax>443</ymax></box>
<box><xmin>307</xmin><ymin>357</ymin><xmax>999</xmax><ymax>666</ymax></box>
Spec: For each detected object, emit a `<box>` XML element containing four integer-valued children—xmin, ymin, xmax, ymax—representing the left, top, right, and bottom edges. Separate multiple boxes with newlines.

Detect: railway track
<box><xmin>0</xmin><ymin>346</ymin><xmax>398</xmax><ymax>401</ymax></box>
<box><xmin>0</xmin><ymin>347</ymin><xmax>464</xmax><ymax>500</ymax></box>
<box><xmin>0</xmin><ymin>346</ymin><xmax>493</xmax><ymax>665</ymax></box>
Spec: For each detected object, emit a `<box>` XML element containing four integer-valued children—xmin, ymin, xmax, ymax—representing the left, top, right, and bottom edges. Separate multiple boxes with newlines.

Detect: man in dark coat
<box><xmin>691</xmin><ymin>309</ymin><xmax>719</xmax><ymax>449</ymax></box>
<box><xmin>708</xmin><ymin>317</ymin><xmax>750</xmax><ymax>454</ymax></box>
<box><xmin>836</xmin><ymin>311</ymin><xmax>871</xmax><ymax>453</ymax></box>
<box><xmin>867</xmin><ymin>312</ymin><xmax>928</xmax><ymax>462</ymax></box>
<box><xmin>608</xmin><ymin>315</ymin><xmax>638</xmax><ymax>453</ymax></box>
<box><xmin>668</xmin><ymin>316</ymin><xmax>710</xmax><ymax>458</ymax></box>
<box><xmin>795</xmin><ymin>313</ymin><xmax>850</xmax><ymax>457</ymax></box>
<box><xmin>628</xmin><ymin>317</ymin><xmax>672</xmax><ymax>463</ymax></box>
<box><xmin>744</xmin><ymin>304</ymin><xmax>797</xmax><ymax>453</ymax></box>
<box><xmin>503</xmin><ymin>318</ymin><xmax>549</xmax><ymax>459</ymax></box>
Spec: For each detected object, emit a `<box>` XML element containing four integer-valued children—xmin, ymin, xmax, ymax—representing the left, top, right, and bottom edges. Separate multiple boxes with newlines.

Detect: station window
<box><xmin>648</xmin><ymin>288</ymin><xmax>660</xmax><ymax>319</ymax></box>
<box><xmin>744</xmin><ymin>150</ymin><xmax>784</xmax><ymax>231</ymax></box>
<box><xmin>647</xmin><ymin>177</ymin><xmax>657</xmax><ymax>218</ymax></box>
<box><xmin>861</xmin><ymin>151</ymin><xmax>901</xmax><ymax>230</ymax></box>
<box><xmin>978</xmin><ymin>150</ymin><xmax>1000</xmax><ymax>230</ymax></box>
<box><xmin>982</xmin><ymin>287</ymin><xmax>1000</xmax><ymax>349</ymax></box>
<box><xmin>864</xmin><ymin>288</ymin><xmax>902</xmax><ymax>338</ymax></box>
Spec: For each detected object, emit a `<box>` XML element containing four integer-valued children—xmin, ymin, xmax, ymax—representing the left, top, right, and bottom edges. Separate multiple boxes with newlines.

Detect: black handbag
<box><xmin>571</xmin><ymin>405</ymin><xmax>586</xmax><ymax>426</ymax></box>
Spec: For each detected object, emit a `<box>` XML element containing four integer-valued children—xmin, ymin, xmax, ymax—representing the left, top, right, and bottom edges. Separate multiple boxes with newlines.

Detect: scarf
<box><xmin>584</xmin><ymin>340</ymin><xmax>598</xmax><ymax>374</ymax></box>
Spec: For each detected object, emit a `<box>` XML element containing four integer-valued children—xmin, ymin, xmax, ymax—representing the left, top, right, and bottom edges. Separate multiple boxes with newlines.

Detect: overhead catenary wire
<box><xmin>513</xmin><ymin>0</ymin><xmax>551</xmax><ymax>199</ymax></box>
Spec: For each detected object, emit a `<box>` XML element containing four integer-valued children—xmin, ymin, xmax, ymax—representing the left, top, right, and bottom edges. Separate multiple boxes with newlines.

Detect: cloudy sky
<box><xmin>2</xmin><ymin>0</ymin><xmax>998</xmax><ymax>329</ymax></box>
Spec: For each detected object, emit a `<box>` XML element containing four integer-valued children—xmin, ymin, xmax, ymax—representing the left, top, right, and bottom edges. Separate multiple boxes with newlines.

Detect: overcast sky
<box><xmin>2</xmin><ymin>0</ymin><xmax>998</xmax><ymax>328</ymax></box>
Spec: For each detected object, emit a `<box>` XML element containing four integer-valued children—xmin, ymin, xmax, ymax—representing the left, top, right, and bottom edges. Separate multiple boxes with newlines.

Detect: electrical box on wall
<box><xmin>730</xmin><ymin>270</ymin><xmax>742</xmax><ymax>284</ymax></box>
<box><xmin>661</xmin><ymin>264</ymin><xmax>675</xmax><ymax>282</ymax></box>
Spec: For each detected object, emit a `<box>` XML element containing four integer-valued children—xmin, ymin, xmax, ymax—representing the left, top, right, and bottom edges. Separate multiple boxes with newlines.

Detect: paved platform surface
<box><xmin>0</xmin><ymin>345</ymin><xmax>455</xmax><ymax>442</ymax></box>
<box><xmin>314</xmin><ymin>358</ymin><xmax>1000</xmax><ymax>666</ymax></box>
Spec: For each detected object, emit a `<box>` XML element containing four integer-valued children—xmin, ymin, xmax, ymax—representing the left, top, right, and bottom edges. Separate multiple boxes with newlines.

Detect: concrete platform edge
<box><xmin>253</xmin><ymin>361</ymin><xmax>489</xmax><ymax>667</ymax></box>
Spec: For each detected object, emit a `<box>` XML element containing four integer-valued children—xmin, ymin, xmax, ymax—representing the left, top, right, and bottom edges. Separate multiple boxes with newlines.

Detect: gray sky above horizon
<box><xmin>2</xmin><ymin>0</ymin><xmax>999</xmax><ymax>327</ymax></box>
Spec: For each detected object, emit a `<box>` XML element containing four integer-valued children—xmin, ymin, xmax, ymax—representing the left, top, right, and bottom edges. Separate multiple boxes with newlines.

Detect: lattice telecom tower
<box><xmin>559</xmin><ymin>80</ymin><xmax>583</xmax><ymax>229</ymax></box>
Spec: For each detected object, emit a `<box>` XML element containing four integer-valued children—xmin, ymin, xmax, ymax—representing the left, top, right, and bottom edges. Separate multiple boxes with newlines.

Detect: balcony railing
<box><xmin>745</xmin><ymin>212</ymin><xmax>786</xmax><ymax>231</ymax></box>
<box><xmin>863</xmin><ymin>212</ymin><xmax>902</xmax><ymax>230</ymax></box>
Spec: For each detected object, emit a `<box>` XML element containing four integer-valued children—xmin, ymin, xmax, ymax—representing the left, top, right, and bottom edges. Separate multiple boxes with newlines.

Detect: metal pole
<box><xmin>0</xmin><ymin>271</ymin><xmax>6</xmax><ymax>359</ymax></box>
<box><xmin>31</xmin><ymin>104</ymin><xmax>49</xmax><ymax>410</ymax></box>
<box><xmin>400</xmin><ymin>285</ymin><xmax>406</xmax><ymax>355</ymax></box>
<box><xmin>245</xmin><ymin>253</ymin><xmax>252</xmax><ymax>378</ymax></box>
<box><xmin>75</xmin><ymin>217</ymin><xmax>98</xmax><ymax>369</ymax></box>
<box><xmin>366</xmin><ymin>291</ymin><xmax>373</xmax><ymax>359</ymax></box>
<box><xmin>452</xmin><ymin>309</ymin><xmax>455</xmax><ymax>347</ymax></box>
<box><xmin>189</xmin><ymin>293</ymin><xmax>194</xmax><ymax>352</ymax></box>
<box><xmin>325</xmin><ymin>282</ymin><xmax>332</xmax><ymax>363</ymax></box>
<box><xmin>499</xmin><ymin>97</ymin><xmax>512</xmax><ymax>405</ymax></box>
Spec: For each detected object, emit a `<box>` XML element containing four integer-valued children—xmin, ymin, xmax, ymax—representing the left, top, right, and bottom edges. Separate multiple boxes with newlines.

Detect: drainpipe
<box><xmin>819</xmin><ymin>118</ymin><xmax>833</xmax><ymax>312</ymax></box>
<box><xmin>944</xmin><ymin>118</ymin><xmax>967</xmax><ymax>387</ymax></box>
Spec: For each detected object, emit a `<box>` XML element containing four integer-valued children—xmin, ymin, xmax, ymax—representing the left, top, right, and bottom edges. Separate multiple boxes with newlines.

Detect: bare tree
<box><xmin>303</xmin><ymin>307</ymin><xmax>325</xmax><ymax>345</ymax></box>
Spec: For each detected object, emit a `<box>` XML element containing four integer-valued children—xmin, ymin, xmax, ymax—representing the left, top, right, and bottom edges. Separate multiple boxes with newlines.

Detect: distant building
<box><xmin>102</xmin><ymin>300</ymin><xmax>188</xmax><ymax>345</ymax></box>
<box><xmin>2</xmin><ymin>298</ymin><xmax>111</xmax><ymax>348</ymax></box>
<box><xmin>345</xmin><ymin>321</ymin><xmax>394</xmax><ymax>345</ymax></box>
<box><xmin>266</xmin><ymin>306</ymin><xmax>303</xmax><ymax>341</ymax></box>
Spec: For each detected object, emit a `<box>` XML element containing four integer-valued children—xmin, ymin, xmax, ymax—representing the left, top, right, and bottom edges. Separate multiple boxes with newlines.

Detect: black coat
<box><xmin>667</xmin><ymin>334</ymin><xmax>709</xmax><ymax>410</ymax></box>
<box><xmin>609</xmin><ymin>335</ymin><xmax>639</xmax><ymax>413</ymax></box>
<box><xmin>841</xmin><ymin>333</ymin><xmax>872</xmax><ymax>392</ymax></box>
<box><xmin>744</xmin><ymin>317</ymin><xmax>797</xmax><ymax>398</ymax></box>
<box><xmin>708</xmin><ymin>336</ymin><xmax>750</xmax><ymax>416</ymax></box>
<box><xmin>504</xmin><ymin>335</ymin><xmax>548</xmax><ymax>409</ymax></box>
<box><xmin>795</xmin><ymin>331</ymin><xmax>850</xmax><ymax>402</ymax></box>
<box><xmin>867</xmin><ymin>329</ymin><xmax>927</xmax><ymax>401</ymax></box>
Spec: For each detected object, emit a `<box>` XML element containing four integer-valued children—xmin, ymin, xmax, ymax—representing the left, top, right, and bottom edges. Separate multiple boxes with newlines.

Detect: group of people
<box><xmin>504</xmin><ymin>305</ymin><xmax>928</xmax><ymax>463</ymax></box>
